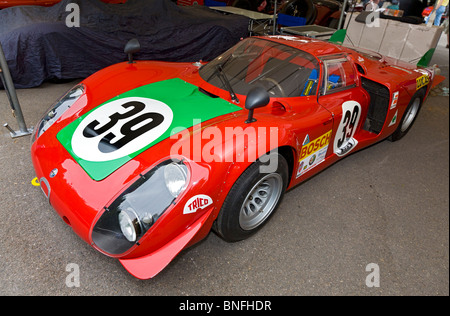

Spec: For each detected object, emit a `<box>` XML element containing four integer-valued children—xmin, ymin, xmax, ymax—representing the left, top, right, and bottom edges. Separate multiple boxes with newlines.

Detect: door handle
<box><xmin>322</xmin><ymin>116</ymin><xmax>333</xmax><ymax>126</ymax></box>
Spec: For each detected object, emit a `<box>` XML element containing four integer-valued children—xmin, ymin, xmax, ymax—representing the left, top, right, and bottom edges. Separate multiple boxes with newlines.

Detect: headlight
<box><xmin>91</xmin><ymin>159</ymin><xmax>189</xmax><ymax>255</ymax></box>
<box><xmin>164</xmin><ymin>162</ymin><xmax>188</xmax><ymax>198</ymax></box>
<box><xmin>34</xmin><ymin>85</ymin><xmax>84</xmax><ymax>140</ymax></box>
<box><xmin>118</xmin><ymin>208</ymin><xmax>141</xmax><ymax>242</ymax></box>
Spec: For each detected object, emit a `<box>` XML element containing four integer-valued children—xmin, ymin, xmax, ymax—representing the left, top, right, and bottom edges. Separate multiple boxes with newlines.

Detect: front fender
<box><xmin>119</xmin><ymin>207</ymin><xmax>213</xmax><ymax>280</ymax></box>
<box><xmin>211</xmin><ymin>119</ymin><xmax>300</xmax><ymax>219</ymax></box>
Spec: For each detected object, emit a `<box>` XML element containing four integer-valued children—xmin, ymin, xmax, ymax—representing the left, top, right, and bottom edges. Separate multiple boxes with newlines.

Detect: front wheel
<box><xmin>389</xmin><ymin>89</ymin><xmax>425</xmax><ymax>142</ymax></box>
<box><xmin>213</xmin><ymin>153</ymin><xmax>289</xmax><ymax>242</ymax></box>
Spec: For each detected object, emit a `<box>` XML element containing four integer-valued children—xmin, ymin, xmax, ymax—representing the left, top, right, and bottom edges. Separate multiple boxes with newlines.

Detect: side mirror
<box><xmin>245</xmin><ymin>86</ymin><xmax>270</xmax><ymax>123</ymax></box>
<box><xmin>124</xmin><ymin>38</ymin><xmax>141</xmax><ymax>64</ymax></box>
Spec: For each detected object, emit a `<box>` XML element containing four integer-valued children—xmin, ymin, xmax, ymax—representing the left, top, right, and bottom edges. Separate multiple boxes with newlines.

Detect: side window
<box><xmin>321</xmin><ymin>58</ymin><xmax>356</xmax><ymax>95</ymax></box>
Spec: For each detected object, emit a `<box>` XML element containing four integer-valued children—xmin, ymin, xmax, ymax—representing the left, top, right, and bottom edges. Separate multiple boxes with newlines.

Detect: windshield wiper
<box><xmin>215</xmin><ymin>64</ymin><xmax>240</xmax><ymax>104</ymax></box>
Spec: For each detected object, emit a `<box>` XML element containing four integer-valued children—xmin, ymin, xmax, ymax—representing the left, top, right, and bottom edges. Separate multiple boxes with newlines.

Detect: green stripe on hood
<box><xmin>57</xmin><ymin>78</ymin><xmax>242</xmax><ymax>181</ymax></box>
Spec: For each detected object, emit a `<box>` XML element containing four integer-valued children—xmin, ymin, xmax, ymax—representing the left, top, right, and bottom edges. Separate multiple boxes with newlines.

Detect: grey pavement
<box><xmin>0</xmin><ymin>35</ymin><xmax>448</xmax><ymax>296</ymax></box>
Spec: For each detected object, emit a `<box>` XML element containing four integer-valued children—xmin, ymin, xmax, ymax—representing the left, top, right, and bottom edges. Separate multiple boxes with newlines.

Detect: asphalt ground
<box><xmin>0</xmin><ymin>36</ymin><xmax>448</xmax><ymax>296</ymax></box>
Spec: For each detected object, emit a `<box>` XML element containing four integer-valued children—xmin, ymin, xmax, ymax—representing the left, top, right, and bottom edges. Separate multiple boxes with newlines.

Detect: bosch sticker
<box><xmin>296</xmin><ymin>130</ymin><xmax>331</xmax><ymax>178</ymax></box>
<box><xmin>416</xmin><ymin>75</ymin><xmax>430</xmax><ymax>90</ymax></box>
<box><xmin>184</xmin><ymin>195</ymin><xmax>213</xmax><ymax>214</ymax></box>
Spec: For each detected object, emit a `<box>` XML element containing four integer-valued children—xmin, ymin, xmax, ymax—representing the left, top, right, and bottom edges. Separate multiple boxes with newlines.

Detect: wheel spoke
<box><xmin>239</xmin><ymin>173</ymin><xmax>284</xmax><ymax>231</ymax></box>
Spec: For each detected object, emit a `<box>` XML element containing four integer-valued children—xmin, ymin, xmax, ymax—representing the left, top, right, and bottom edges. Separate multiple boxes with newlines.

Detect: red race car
<box><xmin>0</xmin><ymin>0</ymin><xmax>125</xmax><ymax>8</ymax></box>
<box><xmin>31</xmin><ymin>36</ymin><xmax>436</xmax><ymax>279</ymax></box>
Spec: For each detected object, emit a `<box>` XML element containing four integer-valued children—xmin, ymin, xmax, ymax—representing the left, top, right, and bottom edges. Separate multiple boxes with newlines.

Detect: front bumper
<box><xmin>31</xmin><ymin>142</ymin><xmax>105</xmax><ymax>244</ymax></box>
<box><xmin>31</xmin><ymin>130</ymin><xmax>219</xmax><ymax>278</ymax></box>
<box><xmin>119</xmin><ymin>207</ymin><xmax>213</xmax><ymax>279</ymax></box>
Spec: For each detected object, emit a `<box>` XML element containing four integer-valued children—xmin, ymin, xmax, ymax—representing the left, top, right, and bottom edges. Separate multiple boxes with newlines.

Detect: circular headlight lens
<box><xmin>164</xmin><ymin>162</ymin><xmax>187</xmax><ymax>198</ymax></box>
<box><xmin>118</xmin><ymin>209</ymin><xmax>140</xmax><ymax>242</ymax></box>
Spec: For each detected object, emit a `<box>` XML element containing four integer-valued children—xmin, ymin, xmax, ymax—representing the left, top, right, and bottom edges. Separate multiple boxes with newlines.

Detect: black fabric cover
<box><xmin>0</xmin><ymin>0</ymin><xmax>249</xmax><ymax>88</ymax></box>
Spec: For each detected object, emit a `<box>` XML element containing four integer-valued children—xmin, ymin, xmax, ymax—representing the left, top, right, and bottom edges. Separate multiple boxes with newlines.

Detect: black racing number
<box><xmin>337</xmin><ymin>105</ymin><xmax>359</xmax><ymax>148</ymax></box>
<box><xmin>82</xmin><ymin>101</ymin><xmax>164</xmax><ymax>153</ymax></box>
<box><xmin>83</xmin><ymin>101</ymin><xmax>143</xmax><ymax>138</ymax></box>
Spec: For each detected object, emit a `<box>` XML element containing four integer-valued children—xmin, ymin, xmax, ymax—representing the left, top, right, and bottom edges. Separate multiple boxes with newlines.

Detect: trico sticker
<box><xmin>296</xmin><ymin>130</ymin><xmax>332</xmax><ymax>178</ymax></box>
<box><xmin>416</xmin><ymin>75</ymin><xmax>430</xmax><ymax>90</ymax></box>
<box><xmin>183</xmin><ymin>195</ymin><xmax>213</xmax><ymax>215</ymax></box>
<box><xmin>71</xmin><ymin>97</ymin><xmax>173</xmax><ymax>162</ymax></box>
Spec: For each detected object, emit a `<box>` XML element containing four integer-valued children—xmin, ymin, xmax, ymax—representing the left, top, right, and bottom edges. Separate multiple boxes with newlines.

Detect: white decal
<box><xmin>388</xmin><ymin>110</ymin><xmax>398</xmax><ymax>127</ymax></box>
<box><xmin>334</xmin><ymin>101</ymin><xmax>361</xmax><ymax>157</ymax></box>
<box><xmin>183</xmin><ymin>195</ymin><xmax>213</xmax><ymax>214</ymax></box>
<box><xmin>72</xmin><ymin>97</ymin><xmax>173</xmax><ymax>162</ymax></box>
<box><xmin>390</xmin><ymin>91</ymin><xmax>399</xmax><ymax>110</ymax></box>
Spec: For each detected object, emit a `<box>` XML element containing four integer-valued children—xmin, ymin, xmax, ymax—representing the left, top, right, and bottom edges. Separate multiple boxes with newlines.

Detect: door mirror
<box><xmin>245</xmin><ymin>86</ymin><xmax>270</xmax><ymax>123</ymax></box>
<box><xmin>124</xmin><ymin>38</ymin><xmax>141</xmax><ymax>64</ymax></box>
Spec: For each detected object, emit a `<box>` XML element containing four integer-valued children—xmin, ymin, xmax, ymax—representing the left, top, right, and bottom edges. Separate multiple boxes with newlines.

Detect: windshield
<box><xmin>199</xmin><ymin>38</ymin><xmax>320</xmax><ymax>98</ymax></box>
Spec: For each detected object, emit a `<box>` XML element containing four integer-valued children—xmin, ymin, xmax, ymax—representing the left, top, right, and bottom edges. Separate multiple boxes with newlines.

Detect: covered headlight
<box><xmin>91</xmin><ymin>160</ymin><xmax>189</xmax><ymax>255</ymax></box>
<box><xmin>34</xmin><ymin>84</ymin><xmax>84</xmax><ymax>139</ymax></box>
<box><xmin>164</xmin><ymin>162</ymin><xmax>188</xmax><ymax>198</ymax></box>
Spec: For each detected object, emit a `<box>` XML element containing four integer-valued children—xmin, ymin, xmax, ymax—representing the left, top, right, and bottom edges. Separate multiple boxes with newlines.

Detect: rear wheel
<box><xmin>214</xmin><ymin>153</ymin><xmax>289</xmax><ymax>242</ymax></box>
<box><xmin>280</xmin><ymin>0</ymin><xmax>317</xmax><ymax>25</ymax></box>
<box><xmin>389</xmin><ymin>89</ymin><xmax>425</xmax><ymax>141</ymax></box>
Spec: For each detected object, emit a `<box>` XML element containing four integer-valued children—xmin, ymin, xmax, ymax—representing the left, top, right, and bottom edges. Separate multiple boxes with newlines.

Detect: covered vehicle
<box><xmin>31</xmin><ymin>35</ymin><xmax>436</xmax><ymax>279</ymax></box>
<box><xmin>0</xmin><ymin>0</ymin><xmax>248</xmax><ymax>88</ymax></box>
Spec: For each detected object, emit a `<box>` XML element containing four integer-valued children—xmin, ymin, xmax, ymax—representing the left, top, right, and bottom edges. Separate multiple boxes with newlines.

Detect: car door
<box><xmin>317</xmin><ymin>54</ymin><xmax>369</xmax><ymax>158</ymax></box>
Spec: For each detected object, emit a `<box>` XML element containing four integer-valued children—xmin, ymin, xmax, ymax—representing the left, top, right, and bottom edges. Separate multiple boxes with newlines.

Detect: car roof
<box><xmin>258</xmin><ymin>35</ymin><xmax>346</xmax><ymax>58</ymax></box>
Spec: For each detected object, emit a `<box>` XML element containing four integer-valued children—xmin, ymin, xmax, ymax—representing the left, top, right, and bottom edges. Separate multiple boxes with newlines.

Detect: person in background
<box><xmin>365</xmin><ymin>0</ymin><xmax>380</xmax><ymax>10</ymax></box>
<box><xmin>426</xmin><ymin>0</ymin><xmax>449</xmax><ymax>26</ymax></box>
<box><xmin>443</xmin><ymin>16</ymin><xmax>449</xmax><ymax>48</ymax></box>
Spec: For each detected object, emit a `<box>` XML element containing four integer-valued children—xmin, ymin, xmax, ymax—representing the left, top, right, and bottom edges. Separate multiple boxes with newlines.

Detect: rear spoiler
<box><xmin>328</xmin><ymin>33</ymin><xmax>445</xmax><ymax>89</ymax></box>
<box><xmin>417</xmin><ymin>48</ymin><xmax>435</xmax><ymax>68</ymax></box>
<box><xmin>329</xmin><ymin>30</ymin><xmax>437</xmax><ymax>69</ymax></box>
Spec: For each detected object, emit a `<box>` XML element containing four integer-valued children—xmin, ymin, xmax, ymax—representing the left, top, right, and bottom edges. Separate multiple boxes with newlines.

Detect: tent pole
<box><xmin>0</xmin><ymin>43</ymin><xmax>32</xmax><ymax>138</ymax></box>
<box><xmin>337</xmin><ymin>0</ymin><xmax>349</xmax><ymax>30</ymax></box>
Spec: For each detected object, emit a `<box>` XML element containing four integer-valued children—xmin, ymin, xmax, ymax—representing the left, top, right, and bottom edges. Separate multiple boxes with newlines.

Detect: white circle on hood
<box><xmin>72</xmin><ymin>97</ymin><xmax>173</xmax><ymax>162</ymax></box>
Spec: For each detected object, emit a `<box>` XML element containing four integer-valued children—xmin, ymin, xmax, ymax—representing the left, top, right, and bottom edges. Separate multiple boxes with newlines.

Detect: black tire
<box><xmin>389</xmin><ymin>89</ymin><xmax>426</xmax><ymax>142</ymax></box>
<box><xmin>214</xmin><ymin>153</ymin><xmax>289</xmax><ymax>242</ymax></box>
<box><xmin>280</xmin><ymin>0</ymin><xmax>317</xmax><ymax>25</ymax></box>
<box><xmin>312</xmin><ymin>0</ymin><xmax>341</xmax><ymax>11</ymax></box>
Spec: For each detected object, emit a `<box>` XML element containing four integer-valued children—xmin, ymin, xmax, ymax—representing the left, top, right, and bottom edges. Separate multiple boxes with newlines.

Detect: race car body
<box><xmin>31</xmin><ymin>36</ymin><xmax>435</xmax><ymax>279</ymax></box>
<box><xmin>0</xmin><ymin>0</ymin><xmax>124</xmax><ymax>8</ymax></box>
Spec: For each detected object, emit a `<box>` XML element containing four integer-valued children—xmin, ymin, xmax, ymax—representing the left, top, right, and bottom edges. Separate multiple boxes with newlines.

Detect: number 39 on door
<box><xmin>333</xmin><ymin>101</ymin><xmax>362</xmax><ymax>157</ymax></box>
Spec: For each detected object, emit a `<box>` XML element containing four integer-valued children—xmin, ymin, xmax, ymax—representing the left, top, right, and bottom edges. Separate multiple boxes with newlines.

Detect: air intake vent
<box><xmin>361</xmin><ymin>77</ymin><xmax>390</xmax><ymax>134</ymax></box>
